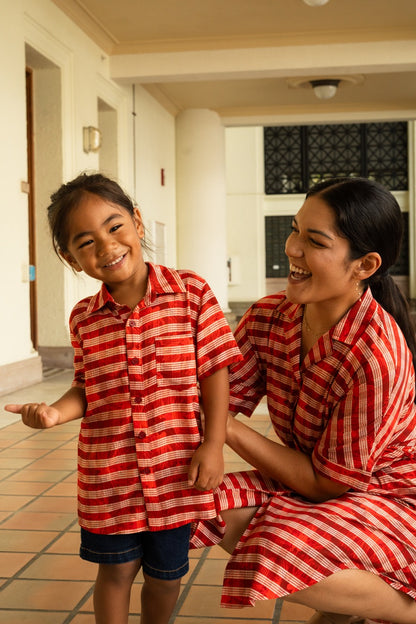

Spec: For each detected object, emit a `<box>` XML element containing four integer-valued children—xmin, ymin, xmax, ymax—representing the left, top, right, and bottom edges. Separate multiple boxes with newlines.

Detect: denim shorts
<box><xmin>80</xmin><ymin>524</ymin><xmax>191</xmax><ymax>580</ymax></box>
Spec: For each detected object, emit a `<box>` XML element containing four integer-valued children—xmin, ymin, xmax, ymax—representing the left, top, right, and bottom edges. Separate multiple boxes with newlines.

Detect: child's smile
<box><xmin>103</xmin><ymin>253</ymin><xmax>127</xmax><ymax>269</ymax></box>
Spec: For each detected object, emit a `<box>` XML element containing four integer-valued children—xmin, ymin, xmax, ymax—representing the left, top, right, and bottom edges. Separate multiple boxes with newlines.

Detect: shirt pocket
<box><xmin>155</xmin><ymin>333</ymin><xmax>197</xmax><ymax>388</ymax></box>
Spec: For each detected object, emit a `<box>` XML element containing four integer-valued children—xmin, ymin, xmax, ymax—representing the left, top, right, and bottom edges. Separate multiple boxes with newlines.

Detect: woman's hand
<box><xmin>224</xmin><ymin>411</ymin><xmax>350</xmax><ymax>503</ymax></box>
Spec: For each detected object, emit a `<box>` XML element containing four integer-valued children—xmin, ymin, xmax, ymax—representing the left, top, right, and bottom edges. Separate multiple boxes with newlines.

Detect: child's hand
<box><xmin>188</xmin><ymin>440</ymin><xmax>224</xmax><ymax>491</ymax></box>
<box><xmin>4</xmin><ymin>402</ymin><xmax>61</xmax><ymax>429</ymax></box>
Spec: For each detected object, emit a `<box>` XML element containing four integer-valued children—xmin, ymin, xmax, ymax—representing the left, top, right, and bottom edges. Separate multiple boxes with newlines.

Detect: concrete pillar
<box><xmin>176</xmin><ymin>109</ymin><xmax>229</xmax><ymax>310</ymax></box>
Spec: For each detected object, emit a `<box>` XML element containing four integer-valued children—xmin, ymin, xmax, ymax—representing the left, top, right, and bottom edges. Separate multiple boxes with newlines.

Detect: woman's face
<box><xmin>285</xmin><ymin>195</ymin><xmax>362</xmax><ymax>309</ymax></box>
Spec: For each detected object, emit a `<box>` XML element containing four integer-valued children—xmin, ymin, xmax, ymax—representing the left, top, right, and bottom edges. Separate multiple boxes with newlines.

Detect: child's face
<box><xmin>61</xmin><ymin>193</ymin><xmax>146</xmax><ymax>291</ymax></box>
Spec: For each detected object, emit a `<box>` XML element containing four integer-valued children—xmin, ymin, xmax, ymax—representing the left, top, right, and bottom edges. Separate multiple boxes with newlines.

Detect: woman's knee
<box><xmin>220</xmin><ymin>507</ymin><xmax>258</xmax><ymax>554</ymax></box>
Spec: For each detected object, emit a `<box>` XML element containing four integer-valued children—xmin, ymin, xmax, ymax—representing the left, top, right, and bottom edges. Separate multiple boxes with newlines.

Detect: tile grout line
<box><xmin>0</xmin><ymin>516</ymin><xmax>80</xmax><ymax>592</ymax></box>
<box><xmin>61</xmin><ymin>583</ymin><xmax>96</xmax><ymax>623</ymax></box>
<box><xmin>0</xmin><ymin>422</ymin><xmax>80</xmax><ymax>594</ymax></box>
<box><xmin>168</xmin><ymin>547</ymin><xmax>211</xmax><ymax>622</ymax></box>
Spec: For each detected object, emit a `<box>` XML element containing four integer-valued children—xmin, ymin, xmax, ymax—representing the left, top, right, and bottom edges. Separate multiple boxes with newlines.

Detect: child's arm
<box><xmin>188</xmin><ymin>366</ymin><xmax>229</xmax><ymax>491</ymax></box>
<box><xmin>4</xmin><ymin>386</ymin><xmax>86</xmax><ymax>429</ymax></box>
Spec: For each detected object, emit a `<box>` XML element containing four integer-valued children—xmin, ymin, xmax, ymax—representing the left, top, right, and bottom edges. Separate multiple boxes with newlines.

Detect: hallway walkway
<box><xmin>0</xmin><ymin>370</ymin><xmax>314</xmax><ymax>623</ymax></box>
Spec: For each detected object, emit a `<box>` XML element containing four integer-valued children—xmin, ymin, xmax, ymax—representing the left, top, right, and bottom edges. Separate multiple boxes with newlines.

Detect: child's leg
<box><xmin>80</xmin><ymin>528</ymin><xmax>144</xmax><ymax>623</ymax></box>
<box><xmin>140</xmin><ymin>572</ymin><xmax>182</xmax><ymax>624</ymax></box>
<box><xmin>140</xmin><ymin>523</ymin><xmax>191</xmax><ymax>624</ymax></box>
<box><xmin>94</xmin><ymin>559</ymin><xmax>141</xmax><ymax>624</ymax></box>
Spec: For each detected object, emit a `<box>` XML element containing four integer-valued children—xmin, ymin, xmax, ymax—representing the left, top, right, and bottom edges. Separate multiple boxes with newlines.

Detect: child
<box><xmin>5</xmin><ymin>173</ymin><xmax>242</xmax><ymax>624</ymax></box>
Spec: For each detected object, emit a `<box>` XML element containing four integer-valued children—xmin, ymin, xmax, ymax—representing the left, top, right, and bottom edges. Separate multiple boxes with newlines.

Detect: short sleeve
<box><xmin>228</xmin><ymin>306</ymin><xmax>268</xmax><ymax>417</ymax></box>
<box><xmin>69</xmin><ymin>309</ymin><xmax>85</xmax><ymax>390</ymax></box>
<box><xmin>194</xmin><ymin>279</ymin><xmax>242</xmax><ymax>380</ymax></box>
<box><xmin>312</xmin><ymin>347</ymin><xmax>402</xmax><ymax>491</ymax></box>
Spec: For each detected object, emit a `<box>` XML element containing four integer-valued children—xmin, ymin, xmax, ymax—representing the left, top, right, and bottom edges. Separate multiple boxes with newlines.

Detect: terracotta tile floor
<box><xmin>0</xmin><ymin>370</ymin><xmax>314</xmax><ymax>623</ymax></box>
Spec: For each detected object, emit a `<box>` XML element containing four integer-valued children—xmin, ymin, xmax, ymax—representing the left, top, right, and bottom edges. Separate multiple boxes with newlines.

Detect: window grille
<box><xmin>264</xmin><ymin>122</ymin><xmax>408</xmax><ymax>195</ymax></box>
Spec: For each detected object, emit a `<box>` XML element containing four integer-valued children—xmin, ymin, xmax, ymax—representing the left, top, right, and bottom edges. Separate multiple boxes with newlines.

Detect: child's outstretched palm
<box><xmin>5</xmin><ymin>402</ymin><xmax>61</xmax><ymax>429</ymax></box>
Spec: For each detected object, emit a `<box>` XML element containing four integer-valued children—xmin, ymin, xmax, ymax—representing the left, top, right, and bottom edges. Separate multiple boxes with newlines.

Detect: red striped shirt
<box><xmin>191</xmin><ymin>288</ymin><xmax>416</xmax><ymax>607</ymax></box>
<box><xmin>70</xmin><ymin>263</ymin><xmax>242</xmax><ymax>534</ymax></box>
<box><xmin>229</xmin><ymin>288</ymin><xmax>416</xmax><ymax>498</ymax></box>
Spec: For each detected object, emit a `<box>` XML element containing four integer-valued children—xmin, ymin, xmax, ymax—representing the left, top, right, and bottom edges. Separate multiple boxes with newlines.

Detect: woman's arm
<box><xmin>227</xmin><ymin>414</ymin><xmax>349</xmax><ymax>502</ymax></box>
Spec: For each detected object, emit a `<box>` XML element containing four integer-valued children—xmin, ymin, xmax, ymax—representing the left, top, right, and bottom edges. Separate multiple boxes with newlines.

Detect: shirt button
<box><xmin>133</xmin><ymin>396</ymin><xmax>142</xmax><ymax>404</ymax></box>
<box><xmin>142</xmin><ymin>467</ymin><xmax>151</xmax><ymax>475</ymax></box>
<box><xmin>130</xmin><ymin>357</ymin><xmax>139</xmax><ymax>365</ymax></box>
<box><xmin>137</xmin><ymin>431</ymin><xmax>146</xmax><ymax>439</ymax></box>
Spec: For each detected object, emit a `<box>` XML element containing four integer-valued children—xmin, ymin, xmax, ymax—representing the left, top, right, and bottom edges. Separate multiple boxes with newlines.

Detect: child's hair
<box><xmin>307</xmin><ymin>177</ymin><xmax>416</xmax><ymax>374</ymax></box>
<box><xmin>47</xmin><ymin>172</ymin><xmax>147</xmax><ymax>256</ymax></box>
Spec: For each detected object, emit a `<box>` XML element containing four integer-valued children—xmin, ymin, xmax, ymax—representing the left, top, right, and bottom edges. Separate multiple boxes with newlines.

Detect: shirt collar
<box><xmin>332</xmin><ymin>287</ymin><xmax>376</xmax><ymax>344</ymax></box>
<box><xmin>280</xmin><ymin>287</ymin><xmax>376</xmax><ymax>344</ymax></box>
<box><xmin>86</xmin><ymin>263</ymin><xmax>186</xmax><ymax>314</ymax></box>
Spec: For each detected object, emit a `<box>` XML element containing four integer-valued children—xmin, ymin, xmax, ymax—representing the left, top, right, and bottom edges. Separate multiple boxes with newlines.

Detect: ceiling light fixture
<box><xmin>303</xmin><ymin>0</ymin><xmax>330</xmax><ymax>6</ymax></box>
<box><xmin>310</xmin><ymin>79</ymin><xmax>340</xmax><ymax>100</ymax></box>
<box><xmin>287</xmin><ymin>75</ymin><xmax>364</xmax><ymax>101</ymax></box>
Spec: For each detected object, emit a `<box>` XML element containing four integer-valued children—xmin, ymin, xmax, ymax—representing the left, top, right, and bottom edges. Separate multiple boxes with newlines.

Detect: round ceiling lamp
<box><xmin>303</xmin><ymin>0</ymin><xmax>330</xmax><ymax>6</ymax></box>
<box><xmin>310</xmin><ymin>79</ymin><xmax>340</xmax><ymax>100</ymax></box>
<box><xmin>287</xmin><ymin>75</ymin><xmax>364</xmax><ymax>100</ymax></box>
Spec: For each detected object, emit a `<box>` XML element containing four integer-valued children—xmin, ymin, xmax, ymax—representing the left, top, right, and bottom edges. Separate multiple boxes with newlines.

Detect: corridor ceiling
<box><xmin>52</xmin><ymin>0</ymin><xmax>416</xmax><ymax>125</ymax></box>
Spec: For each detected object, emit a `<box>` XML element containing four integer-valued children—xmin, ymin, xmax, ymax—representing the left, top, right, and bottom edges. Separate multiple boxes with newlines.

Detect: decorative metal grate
<box><xmin>366</xmin><ymin>123</ymin><xmax>409</xmax><ymax>190</ymax></box>
<box><xmin>264</xmin><ymin>122</ymin><xmax>408</xmax><ymax>195</ymax></box>
<box><xmin>265</xmin><ymin>215</ymin><xmax>292</xmax><ymax>278</ymax></box>
<box><xmin>264</xmin><ymin>126</ymin><xmax>304</xmax><ymax>194</ymax></box>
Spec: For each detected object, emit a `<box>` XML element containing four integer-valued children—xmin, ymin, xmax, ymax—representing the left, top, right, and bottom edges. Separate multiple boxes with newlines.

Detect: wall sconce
<box><xmin>83</xmin><ymin>126</ymin><xmax>101</xmax><ymax>153</ymax></box>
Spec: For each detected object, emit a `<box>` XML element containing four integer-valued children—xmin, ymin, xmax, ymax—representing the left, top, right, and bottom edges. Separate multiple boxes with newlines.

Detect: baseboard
<box><xmin>0</xmin><ymin>356</ymin><xmax>43</xmax><ymax>397</ymax></box>
<box><xmin>37</xmin><ymin>346</ymin><xmax>74</xmax><ymax>370</ymax></box>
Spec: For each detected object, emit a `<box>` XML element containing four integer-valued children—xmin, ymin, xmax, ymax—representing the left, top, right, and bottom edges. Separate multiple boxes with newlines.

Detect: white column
<box><xmin>176</xmin><ymin>109</ymin><xmax>229</xmax><ymax>310</ymax></box>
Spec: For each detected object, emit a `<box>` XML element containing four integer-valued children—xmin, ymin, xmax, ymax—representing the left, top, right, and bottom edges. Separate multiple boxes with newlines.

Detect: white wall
<box><xmin>0</xmin><ymin>0</ymin><xmax>177</xmax><ymax>380</ymax></box>
<box><xmin>225</xmin><ymin>126</ymin><xmax>266</xmax><ymax>303</ymax></box>
<box><xmin>0</xmin><ymin>0</ymin><xmax>33</xmax><ymax>366</ymax></box>
<box><xmin>133</xmin><ymin>86</ymin><xmax>177</xmax><ymax>268</ymax></box>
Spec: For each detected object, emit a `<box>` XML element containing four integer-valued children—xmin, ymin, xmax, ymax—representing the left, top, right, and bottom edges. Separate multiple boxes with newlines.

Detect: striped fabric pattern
<box><xmin>70</xmin><ymin>263</ymin><xmax>242</xmax><ymax>534</ymax></box>
<box><xmin>191</xmin><ymin>289</ymin><xmax>416</xmax><ymax>611</ymax></box>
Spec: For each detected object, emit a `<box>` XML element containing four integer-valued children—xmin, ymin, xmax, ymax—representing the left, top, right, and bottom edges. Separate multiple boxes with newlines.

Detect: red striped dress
<box><xmin>70</xmin><ymin>263</ymin><xmax>242</xmax><ymax>534</ymax></box>
<box><xmin>191</xmin><ymin>289</ymin><xmax>416</xmax><ymax>616</ymax></box>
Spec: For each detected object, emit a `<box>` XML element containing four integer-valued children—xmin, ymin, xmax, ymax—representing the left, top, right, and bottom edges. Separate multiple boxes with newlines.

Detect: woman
<box><xmin>191</xmin><ymin>177</ymin><xmax>416</xmax><ymax>624</ymax></box>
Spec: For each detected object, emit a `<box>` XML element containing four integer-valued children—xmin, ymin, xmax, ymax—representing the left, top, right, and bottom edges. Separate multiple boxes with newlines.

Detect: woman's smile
<box><xmin>288</xmin><ymin>263</ymin><xmax>311</xmax><ymax>282</ymax></box>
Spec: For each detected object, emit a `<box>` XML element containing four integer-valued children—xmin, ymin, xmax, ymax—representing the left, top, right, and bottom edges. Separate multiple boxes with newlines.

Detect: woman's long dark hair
<box><xmin>307</xmin><ymin>177</ymin><xmax>416</xmax><ymax>374</ymax></box>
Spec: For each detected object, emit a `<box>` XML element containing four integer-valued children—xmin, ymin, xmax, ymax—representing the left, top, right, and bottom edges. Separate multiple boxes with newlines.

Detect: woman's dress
<box><xmin>191</xmin><ymin>289</ymin><xmax>416</xmax><ymax>618</ymax></box>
